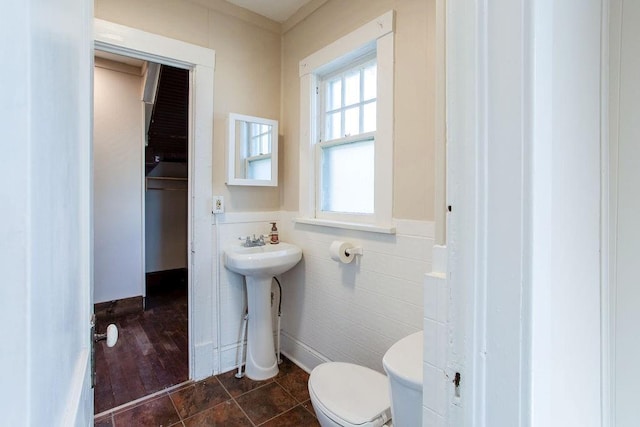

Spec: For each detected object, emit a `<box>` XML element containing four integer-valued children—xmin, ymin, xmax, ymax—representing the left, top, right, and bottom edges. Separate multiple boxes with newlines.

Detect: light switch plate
<box><xmin>213</xmin><ymin>196</ymin><xmax>224</xmax><ymax>214</ymax></box>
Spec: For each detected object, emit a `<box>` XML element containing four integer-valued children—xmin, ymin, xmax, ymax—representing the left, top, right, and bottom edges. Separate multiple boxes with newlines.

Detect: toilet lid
<box><xmin>382</xmin><ymin>331</ymin><xmax>423</xmax><ymax>390</ymax></box>
<box><xmin>309</xmin><ymin>362</ymin><xmax>391</xmax><ymax>427</ymax></box>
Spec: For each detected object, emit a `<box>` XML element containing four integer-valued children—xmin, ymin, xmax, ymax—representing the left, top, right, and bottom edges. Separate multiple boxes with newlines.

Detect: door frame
<box><xmin>94</xmin><ymin>19</ymin><xmax>216</xmax><ymax>381</ymax></box>
<box><xmin>447</xmin><ymin>1</ymin><xmax>606</xmax><ymax>425</ymax></box>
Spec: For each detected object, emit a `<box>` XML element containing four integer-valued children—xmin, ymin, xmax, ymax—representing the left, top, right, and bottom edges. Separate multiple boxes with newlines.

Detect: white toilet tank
<box><xmin>382</xmin><ymin>331</ymin><xmax>423</xmax><ymax>427</ymax></box>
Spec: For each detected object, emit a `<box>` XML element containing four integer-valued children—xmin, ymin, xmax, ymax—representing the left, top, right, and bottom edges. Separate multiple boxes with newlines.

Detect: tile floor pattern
<box><xmin>95</xmin><ymin>356</ymin><xmax>320</xmax><ymax>427</ymax></box>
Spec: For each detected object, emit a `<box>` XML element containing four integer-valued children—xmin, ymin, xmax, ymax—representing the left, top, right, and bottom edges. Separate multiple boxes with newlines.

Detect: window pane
<box><xmin>247</xmin><ymin>158</ymin><xmax>271</xmax><ymax>180</ymax></box>
<box><xmin>363</xmin><ymin>64</ymin><xmax>377</xmax><ymax>101</ymax></box>
<box><xmin>326</xmin><ymin>111</ymin><xmax>341</xmax><ymax>141</ymax></box>
<box><xmin>260</xmin><ymin>134</ymin><xmax>270</xmax><ymax>154</ymax></box>
<box><xmin>249</xmin><ymin>138</ymin><xmax>259</xmax><ymax>156</ymax></box>
<box><xmin>363</xmin><ymin>102</ymin><xmax>376</xmax><ymax>133</ymax></box>
<box><xmin>321</xmin><ymin>139</ymin><xmax>374</xmax><ymax>214</ymax></box>
<box><xmin>344</xmin><ymin>106</ymin><xmax>360</xmax><ymax>136</ymax></box>
<box><xmin>344</xmin><ymin>70</ymin><xmax>360</xmax><ymax>106</ymax></box>
<box><xmin>326</xmin><ymin>78</ymin><xmax>342</xmax><ymax>111</ymax></box>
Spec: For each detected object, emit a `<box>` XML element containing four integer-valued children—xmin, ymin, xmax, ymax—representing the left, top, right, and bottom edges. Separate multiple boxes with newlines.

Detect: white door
<box><xmin>612</xmin><ymin>0</ymin><xmax>640</xmax><ymax>424</ymax></box>
<box><xmin>0</xmin><ymin>0</ymin><xmax>94</xmax><ymax>425</ymax></box>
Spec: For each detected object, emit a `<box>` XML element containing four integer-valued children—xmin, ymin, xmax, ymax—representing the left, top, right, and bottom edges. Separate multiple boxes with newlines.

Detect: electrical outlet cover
<box><xmin>213</xmin><ymin>196</ymin><xmax>225</xmax><ymax>214</ymax></box>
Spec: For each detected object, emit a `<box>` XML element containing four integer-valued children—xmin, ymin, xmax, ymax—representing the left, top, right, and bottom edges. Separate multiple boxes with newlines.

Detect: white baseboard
<box><xmin>280</xmin><ymin>332</ymin><xmax>330</xmax><ymax>373</ymax></box>
<box><xmin>193</xmin><ymin>341</ymin><xmax>216</xmax><ymax>380</ymax></box>
<box><xmin>218</xmin><ymin>342</ymin><xmax>246</xmax><ymax>375</ymax></box>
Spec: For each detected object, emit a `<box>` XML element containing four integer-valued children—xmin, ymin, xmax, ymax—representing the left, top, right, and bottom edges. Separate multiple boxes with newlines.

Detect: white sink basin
<box><xmin>223</xmin><ymin>241</ymin><xmax>303</xmax><ymax>380</ymax></box>
<box><xmin>224</xmin><ymin>242</ymin><xmax>302</xmax><ymax>277</ymax></box>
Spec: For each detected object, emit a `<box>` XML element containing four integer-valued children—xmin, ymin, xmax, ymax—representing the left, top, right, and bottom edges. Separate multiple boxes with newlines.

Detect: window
<box><xmin>298</xmin><ymin>11</ymin><xmax>395</xmax><ymax>232</ymax></box>
<box><xmin>318</xmin><ymin>56</ymin><xmax>377</xmax><ymax>214</ymax></box>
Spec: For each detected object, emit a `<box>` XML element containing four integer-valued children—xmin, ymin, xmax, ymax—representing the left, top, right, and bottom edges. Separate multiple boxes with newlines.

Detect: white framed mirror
<box><xmin>226</xmin><ymin>113</ymin><xmax>278</xmax><ymax>186</ymax></box>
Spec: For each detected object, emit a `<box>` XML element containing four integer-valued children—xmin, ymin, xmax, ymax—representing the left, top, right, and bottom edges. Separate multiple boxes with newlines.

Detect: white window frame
<box><xmin>297</xmin><ymin>11</ymin><xmax>395</xmax><ymax>233</ymax></box>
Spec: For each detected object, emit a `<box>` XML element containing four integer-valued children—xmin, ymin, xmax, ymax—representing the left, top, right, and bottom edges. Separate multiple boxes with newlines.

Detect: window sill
<box><xmin>293</xmin><ymin>217</ymin><xmax>396</xmax><ymax>234</ymax></box>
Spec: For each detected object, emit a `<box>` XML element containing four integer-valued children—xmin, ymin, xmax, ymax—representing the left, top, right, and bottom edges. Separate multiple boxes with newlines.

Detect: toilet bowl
<box><xmin>308</xmin><ymin>331</ymin><xmax>423</xmax><ymax>427</ymax></box>
<box><xmin>308</xmin><ymin>362</ymin><xmax>392</xmax><ymax>427</ymax></box>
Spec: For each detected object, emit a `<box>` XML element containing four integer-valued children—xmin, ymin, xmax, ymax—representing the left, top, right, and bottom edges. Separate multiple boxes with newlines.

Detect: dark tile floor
<box><xmin>94</xmin><ymin>356</ymin><xmax>320</xmax><ymax>427</ymax></box>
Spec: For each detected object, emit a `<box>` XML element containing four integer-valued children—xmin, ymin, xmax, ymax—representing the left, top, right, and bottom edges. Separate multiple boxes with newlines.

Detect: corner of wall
<box><xmin>423</xmin><ymin>244</ymin><xmax>448</xmax><ymax>423</ymax></box>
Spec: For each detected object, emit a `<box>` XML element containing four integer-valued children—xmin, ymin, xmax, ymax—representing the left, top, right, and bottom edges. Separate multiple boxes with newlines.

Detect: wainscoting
<box><xmin>214</xmin><ymin>211</ymin><xmax>433</xmax><ymax>375</ymax></box>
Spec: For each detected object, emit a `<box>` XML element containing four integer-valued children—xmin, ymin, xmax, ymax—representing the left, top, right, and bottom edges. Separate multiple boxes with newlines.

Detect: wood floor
<box><xmin>94</xmin><ymin>271</ymin><xmax>188</xmax><ymax>414</ymax></box>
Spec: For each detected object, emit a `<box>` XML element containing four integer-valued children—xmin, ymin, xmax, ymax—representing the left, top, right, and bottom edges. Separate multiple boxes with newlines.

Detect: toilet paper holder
<box><xmin>330</xmin><ymin>240</ymin><xmax>363</xmax><ymax>263</ymax></box>
<box><xmin>345</xmin><ymin>247</ymin><xmax>363</xmax><ymax>257</ymax></box>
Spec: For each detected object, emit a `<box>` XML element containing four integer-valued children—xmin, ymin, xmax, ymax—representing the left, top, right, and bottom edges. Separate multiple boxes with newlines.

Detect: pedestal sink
<box><xmin>224</xmin><ymin>242</ymin><xmax>302</xmax><ymax>380</ymax></box>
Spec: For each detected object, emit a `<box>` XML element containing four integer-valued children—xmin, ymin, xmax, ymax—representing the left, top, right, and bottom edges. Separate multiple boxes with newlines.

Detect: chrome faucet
<box><xmin>239</xmin><ymin>234</ymin><xmax>267</xmax><ymax>247</ymax></box>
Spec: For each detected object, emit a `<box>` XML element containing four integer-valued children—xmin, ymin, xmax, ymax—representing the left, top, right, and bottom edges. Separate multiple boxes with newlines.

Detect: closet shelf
<box><xmin>146</xmin><ymin>176</ymin><xmax>187</xmax><ymax>181</ymax></box>
<box><xmin>145</xmin><ymin>176</ymin><xmax>188</xmax><ymax>191</ymax></box>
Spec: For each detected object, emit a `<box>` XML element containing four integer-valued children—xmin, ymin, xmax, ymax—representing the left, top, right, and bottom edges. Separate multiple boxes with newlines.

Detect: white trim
<box><xmin>280</xmin><ymin>332</ymin><xmax>331</xmax><ymax>373</ymax></box>
<box><xmin>298</xmin><ymin>13</ymin><xmax>395</xmax><ymax>229</ymax></box>
<box><xmin>299</xmin><ymin>74</ymin><xmax>317</xmax><ymax>219</ymax></box>
<box><xmin>375</xmin><ymin>32</ymin><xmax>394</xmax><ymax>225</ymax></box>
<box><xmin>601</xmin><ymin>1</ymin><xmax>615</xmax><ymax>426</ymax></box>
<box><xmin>216</xmin><ymin>211</ymin><xmax>432</xmax><ymax>237</ymax></box>
<box><xmin>605</xmin><ymin>1</ymin><xmax>622</xmax><ymax>425</ymax></box>
<box><xmin>94</xmin><ymin>380</ymin><xmax>192</xmax><ymax>418</ymax></box>
<box><xmin>94</xmin><ymin>19</ymin><xmax>216</xmax><ymax>382</ymax></box>
<box><xmin>226</xmin><ymin>113</ymin><xmax>278</xmax><ymax>187</ymax></box>
<box><xmin>140</xmin><ymin>102</ymin><xmax>147</xmax><ymax>299</ymax></box>
<box><xmin>94</xmin><ymin>19</ymin><xmax>214</xmax><ymax>68</ymax></box>
<box><xmin>445</xmin><ymin>0</ymin><xmax>483</xmax><ymax>424</ymax></box>
<box><xmin>293</xmin><ymin>217</ymin><xmax>396</xmax><ymax>234</ymax></box>
<box><xmin>298</xmin><ymin>10</ymin><xmax>395</xmax><ymax>77</ymax></box>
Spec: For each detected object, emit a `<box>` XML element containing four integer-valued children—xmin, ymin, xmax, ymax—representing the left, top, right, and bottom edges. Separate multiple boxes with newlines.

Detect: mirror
<box><xmin>226</xmin><ymin>113</ymin><xmax>278</xmax><ymax>186</ymax></box>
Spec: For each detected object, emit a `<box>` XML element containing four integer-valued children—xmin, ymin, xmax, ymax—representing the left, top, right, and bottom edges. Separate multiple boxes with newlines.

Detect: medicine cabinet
<box><xmin>226</xmin><ymin>113</ymin><xmax>278</xmax><ymax>186</ymax></box>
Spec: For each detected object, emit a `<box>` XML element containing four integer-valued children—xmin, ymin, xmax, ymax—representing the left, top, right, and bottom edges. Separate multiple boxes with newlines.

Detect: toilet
<box><xmin>308</xmin><ymin>331</ymin><xmax>423</xmax><ymax>427</ymax></box>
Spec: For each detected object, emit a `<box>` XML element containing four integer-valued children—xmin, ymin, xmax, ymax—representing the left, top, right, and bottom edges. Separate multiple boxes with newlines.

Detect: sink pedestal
<box><xmin>223</xmin><ymin>241</ymin><xmax>302</xmax><ymax>381</ymax></box>
<box><xmin>245</xmin><ymin>276</ymin><xmax>278</xmax><ymax>380</ymax></box>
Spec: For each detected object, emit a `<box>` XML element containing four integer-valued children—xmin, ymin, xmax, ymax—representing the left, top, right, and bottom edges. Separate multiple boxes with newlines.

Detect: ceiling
<box><xmin>225</xmin><ymin>0</ymin><xmax>313</xmax><ymax>23</ymax></box>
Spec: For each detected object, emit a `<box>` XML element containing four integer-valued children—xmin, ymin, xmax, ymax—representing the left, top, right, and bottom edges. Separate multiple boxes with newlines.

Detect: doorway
<box><xmin>93</xmin><ymin>53</ymin><xmax>191</xmax><ymax>413</ymax></box>
<box><xmin>93</xmin><ymin>17</ymin><xmax>216</xmax><ymax>417</ymax></box>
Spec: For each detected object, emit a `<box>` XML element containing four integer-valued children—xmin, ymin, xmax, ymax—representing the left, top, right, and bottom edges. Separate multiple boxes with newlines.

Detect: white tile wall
<box><xmin>278</xmin><ymin>212</ymin><xmax>433</xmax><ymax>373</ymax></box>
<box><xmin>423</xmin><ymin>245</ymin><xmax>449</xmax><ymax>425</ymax></box>
<box><xmin>213</xmin><ymin>211</ymin><xmax>435</xmax><ymax>376</ymax></box>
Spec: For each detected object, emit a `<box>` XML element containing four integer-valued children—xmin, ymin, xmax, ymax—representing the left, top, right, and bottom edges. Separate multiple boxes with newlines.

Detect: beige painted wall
<box><xmin>95</xmin><ymin>0</ymin><xmax>437</xmax><ymax>220</ymax></box>
<box><xmin>94</xmin><ymin>62</ymin><xmax>144</xmax><ymax>302</ymax></box>
<box><xmin>281</xmin><ymin>0</ymin><xmax>436</xmax><ymax>220</ymax></box>
<box><xmin>95</xmin><ymin>0</ymin><xmax>282</xmax><ymax>211</ymax></box>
